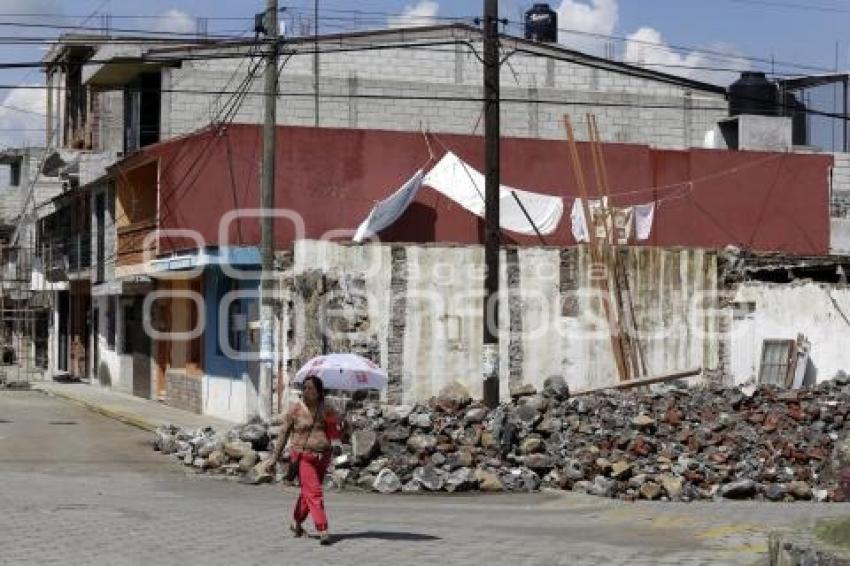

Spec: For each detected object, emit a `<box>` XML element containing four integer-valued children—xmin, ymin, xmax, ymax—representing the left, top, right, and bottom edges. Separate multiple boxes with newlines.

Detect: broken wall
<box><xmin>291</xmin><ymin>240</ymin><xmax>721</xmax><ymax>404</ymax></box>
<box><xmin>730</xmin><ymin>282</ymin><xmax>850</xmax><ymax>385</ymax></box>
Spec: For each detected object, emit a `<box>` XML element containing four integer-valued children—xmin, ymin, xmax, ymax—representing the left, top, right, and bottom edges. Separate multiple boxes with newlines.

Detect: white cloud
<box><xmin>554</xmin><ymin>0</ymin><xmax>618</xmax><ymax>55</ymax></box>
<box><xmin>623</xmin><ymin>26</ymin><xmax>747</xmax><ymax>85</ymax></box>
<box><xmin>550</xmin><ymin>0</ymin><xmax>746</xmax><ymax>84</ymax></box>
<box><xmin>388</xmin><ymin>0</ymin><xmax>440</xmax><ymax>28</ymax></box>
<box><xmin>152</xmin><ymin>8</ymin><xmax>196</xmax><ymax>35</ymax></box>
<box><xmin>0</xmin><ymin>86</ymin><xmax>47</xmax><ymax>149</ymax></box>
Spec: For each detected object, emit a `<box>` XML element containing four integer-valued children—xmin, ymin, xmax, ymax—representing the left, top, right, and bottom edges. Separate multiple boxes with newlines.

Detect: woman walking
<box><xmin>262</xmin><ymin>375</ymin><xmax>342</xmax><ymax>545</ymax></box>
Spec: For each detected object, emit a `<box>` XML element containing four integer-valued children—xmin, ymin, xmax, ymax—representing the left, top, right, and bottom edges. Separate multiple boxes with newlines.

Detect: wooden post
<box><xmin>588</xmin><ymin>115</ymin><xmax>647</xmax><ymax>378</ymax></box>
<box><xmin>563</xmin><ymin>115</ymin><xmax>629</xmax><ymax>383</ymax></box>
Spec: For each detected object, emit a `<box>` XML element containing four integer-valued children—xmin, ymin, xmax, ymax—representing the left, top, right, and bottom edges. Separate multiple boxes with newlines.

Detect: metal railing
<box><xmin>41</xmin><ymin>234</ymin><xmax>92</xmax><ymax>275</ymax></box>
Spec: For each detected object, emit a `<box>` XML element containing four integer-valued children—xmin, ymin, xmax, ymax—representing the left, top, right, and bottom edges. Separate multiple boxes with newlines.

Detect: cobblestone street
<box><xmin>1</xmin><ymin>390</ymin><xmax>848</xmax><ymax>566</ymax></box>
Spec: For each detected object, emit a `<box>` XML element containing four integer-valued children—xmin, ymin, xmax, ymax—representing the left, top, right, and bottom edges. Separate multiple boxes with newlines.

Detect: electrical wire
<box><xmin>0</xmin><ymin>9</ymin><xmax>832</xmax><ymax>78</ymax></box>
<box><xmin>277</xmin><ymin>5</ymin><xmax>836</xmax><ymax>74</ymax></box>
<box><xmin>0</xmin><ymin>28</ymin><xmax>818</xmax><ymax>83</ymax></box>
<box><xmin>0</xmin><ymin>43</ymin><xmax>840</xmax><ymax>149</ymax></box>
<box><xmin>0</xmin><ymin>19</ymin><xmax>242</xmax><ymax>39</ymax></box>
<box><xmin>721</xmin><ymin>0</ymin><xmax>850</xmax><ymax>14</ymax></box>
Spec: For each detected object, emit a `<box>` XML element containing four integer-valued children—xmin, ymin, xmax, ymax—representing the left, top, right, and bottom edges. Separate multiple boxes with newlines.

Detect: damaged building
<box><xmin>2</xmin><ymin>23</ymin><xmax>848</xmax><ymax>421</ymax></box>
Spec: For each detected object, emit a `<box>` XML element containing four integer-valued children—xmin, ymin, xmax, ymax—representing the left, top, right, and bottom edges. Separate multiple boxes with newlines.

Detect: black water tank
<box><xmin>783</xmin><ymin>91</ymin><xmax>808</xmax><ymax>146</ymax></box>
<box><xmin>729</xmin><ymin>72</ymin><xmax>780</xmax><ymax>117</ymax></box>
<box><xmin>525</xmin><ymin>3</ymin><xmax>558</xmax><ymax>43</ymax></box>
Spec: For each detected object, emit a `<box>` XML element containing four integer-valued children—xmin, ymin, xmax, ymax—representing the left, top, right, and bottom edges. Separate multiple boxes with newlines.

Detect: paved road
<box><xmin>1</xmin><ymin>390</ymin><xmax>848</xmax><ymax>566</ymax></box>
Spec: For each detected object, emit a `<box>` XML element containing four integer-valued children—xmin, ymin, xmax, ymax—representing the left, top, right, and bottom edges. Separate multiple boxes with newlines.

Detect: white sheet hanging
<box><xmin>635</xmin><ymin>202</ymin><xmax>656</xmax><ymax>241</ymax></box>
<box><xmin>353</xmin><ymin>170</ymin><xmax>425</xmax><ymax>242</ymax></box>
<box><xmin>572</xmin><ymin>198</ymin><xmax>656</xmax><ymax>243</ymax></box>
<box><xmin>570</xmin><ymin>197</ymin><xmax>608</xmax><ymax>243</ymax></box>
<box><xmin>613</xmin><ymin>206</ymin><xmax>634</xmax><ymax>245</ymax></box>
<box><xmin>422</xmin><ymin>151</ymin><xmax>564</xmax><ymax>236</ymax></box>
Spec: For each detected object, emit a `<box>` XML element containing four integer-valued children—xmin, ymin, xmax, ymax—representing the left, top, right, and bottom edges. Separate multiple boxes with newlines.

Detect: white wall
<box><xmin>46</xmin><ymin>290</ymin><xmax>63</xmax><ymax>376</ymax></box>
<box><xmin>92</xmin><ymin>295</ymin><xmax>125</xmax><ymax>393</ymax></box>
<box><xmin>731</xmin><ymin>282</ymin><xmax>850</xmax><ymax>385</ymax></box>
<box><xmin>832</xmin><ymin>218</ymin><xmax>850</xmax><ymax>255</ymax></box>
<box><xmin>203</xmin><ymin>374</ymin><xmax>248</xmax><ymax>423</ymax></box>
<box><xmin>293</xmin><ymin>241</ymin><xmax>720</xmax><ymax>403</ymax></box>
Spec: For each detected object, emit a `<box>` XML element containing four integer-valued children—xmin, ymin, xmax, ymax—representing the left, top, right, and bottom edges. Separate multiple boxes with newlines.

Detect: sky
<box><xmin>1</xmin><ymin>0</ymin><xmax>850</xmax><ymax>150</ymax></box>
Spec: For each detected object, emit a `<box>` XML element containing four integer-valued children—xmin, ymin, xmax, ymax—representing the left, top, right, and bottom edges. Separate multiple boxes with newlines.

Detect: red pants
<box><xmin>292</xmin><ymin>451</ymin><xmax>331</xmax><ymax>532</ymax></box>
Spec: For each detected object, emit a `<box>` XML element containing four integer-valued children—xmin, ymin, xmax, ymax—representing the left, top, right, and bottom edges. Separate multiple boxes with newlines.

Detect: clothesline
<box><xmin>425</xmin><ymin>132</ymin><xmax>787</xmax><ymax>203</ymax></box>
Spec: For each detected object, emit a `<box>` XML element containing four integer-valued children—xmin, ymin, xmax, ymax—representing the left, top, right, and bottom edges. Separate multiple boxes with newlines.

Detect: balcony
<box><xmin>117</xmin><ymin>219</ymin><xmax>157</xmax><ymax>268</ymax></box>
<box><xmin>42</xmin><ymin>234</ymin><xmax>91</xmax><ymax>282</ymax></box>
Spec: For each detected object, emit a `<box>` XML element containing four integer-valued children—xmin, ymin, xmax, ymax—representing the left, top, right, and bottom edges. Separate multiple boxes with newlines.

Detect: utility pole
<box><xmin>482</xmin><ymin>0</ymin><xmax>500</xmax><ymax>408</ymax></box>
<box><xmin>258</xmin><ymin>0</ymin><xmax>278</xmax><ymax>421</ymax></box>
<box><xmin>314</xmin><ymin>0</ymin><xmax>320</xmax><ymax>127</ymax></box>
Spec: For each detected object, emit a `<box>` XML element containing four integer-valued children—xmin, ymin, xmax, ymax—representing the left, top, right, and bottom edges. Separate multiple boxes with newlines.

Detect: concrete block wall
<box><xmin>0</xmin><ymin>149</ymin><xmax>62</xmax><ymax>226</ymax></box>
<box><xmin>162</xmin><ymin>35</ymin><xmax>728</xmax><ymax>151</ymax></box>
<box><xmin>165</xmin><ymin>371</ymin><xmax>203</xmax><ymax>414</ymax></box>
<box><xmin>95</xmin><ymin>90</ymin><xmax>124</xmax><ymax>157</ymax></box>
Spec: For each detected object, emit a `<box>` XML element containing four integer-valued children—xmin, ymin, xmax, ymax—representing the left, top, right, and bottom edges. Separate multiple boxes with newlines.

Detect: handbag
<box><xmin>286</xmin><ymin>403</ymin><xmax>321</xmax><ymax>482</ymax></box>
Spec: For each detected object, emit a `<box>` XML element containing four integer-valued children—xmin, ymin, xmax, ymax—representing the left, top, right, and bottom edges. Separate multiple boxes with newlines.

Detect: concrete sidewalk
<box><xmin>34</xmin><ymin>380</ymin><xmax>234</xmax><ymax>432</ymax></box>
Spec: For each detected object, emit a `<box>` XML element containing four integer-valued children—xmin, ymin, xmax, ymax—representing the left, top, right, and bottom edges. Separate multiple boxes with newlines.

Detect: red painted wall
<box><xmin>119</xmin><ymin>124</ymin><xmax>832</xmax><ymax>256</ymax></box>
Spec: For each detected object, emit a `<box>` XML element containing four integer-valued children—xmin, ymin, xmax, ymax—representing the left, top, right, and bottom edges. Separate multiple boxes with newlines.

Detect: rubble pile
<box><xmin>153</xmin><ymin>374</ymin><xmax>850</xmax><ymax>502</ymax></box>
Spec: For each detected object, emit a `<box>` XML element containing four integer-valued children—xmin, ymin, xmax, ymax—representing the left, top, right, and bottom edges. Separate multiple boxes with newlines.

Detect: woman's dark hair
<box><xmin>303</xmin><ymin>375</ymin><xmax>325</xmax><ymax>402</ymax></box>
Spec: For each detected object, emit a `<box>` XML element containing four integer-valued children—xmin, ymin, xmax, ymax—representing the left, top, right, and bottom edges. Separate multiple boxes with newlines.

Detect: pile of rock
<box><xmin>153</xmin><ymin>373</ymin><xmax>850</xmax><ymax>502</ymax></box>
<box><xmin>153</xmin><ymin>420</ymin><xmax>277</xmax><ymax>485</ymax></box>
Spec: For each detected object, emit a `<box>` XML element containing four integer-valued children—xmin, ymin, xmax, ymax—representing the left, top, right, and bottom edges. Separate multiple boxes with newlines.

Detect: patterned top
<box><xmin>280</xmin><ymin>401</ymin><xmax>342</xmax><ymax>455</ymax></box>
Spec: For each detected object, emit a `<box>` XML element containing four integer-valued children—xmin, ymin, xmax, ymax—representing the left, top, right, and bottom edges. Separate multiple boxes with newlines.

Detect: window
<box><xmin>106</xmin><ymin>297</ymin><xmax>116</xmax><ymax>350</ymax></box>
<box><xmin>216</xmin><ymin>276</ymin><xmax>246</xmax><ymax>356</ymax></box>
<box><xmin>758</xmin><ymin>339</ymin><xmax>795</xmax><ymax>387</ymax></box>
<box><xmin>124</xmin><ymin>73</ymin><xmax>161</xmax><ymax>153</ymax></box>
<box><xmin>9</xmin><ymin>160</ymin><xmax>21</xmax><ymax>186</ymax></box>
<box><xmin>95</xmin><ymin>193</ymin><xmax>105</xmax><ymax>283</ymax></box>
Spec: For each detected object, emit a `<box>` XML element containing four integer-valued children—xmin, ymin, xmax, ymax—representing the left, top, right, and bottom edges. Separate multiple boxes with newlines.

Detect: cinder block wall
<box><xmin>162</xmin><ymin>36</ymin><xmax>727</xmax><ymax>151</ymax></box>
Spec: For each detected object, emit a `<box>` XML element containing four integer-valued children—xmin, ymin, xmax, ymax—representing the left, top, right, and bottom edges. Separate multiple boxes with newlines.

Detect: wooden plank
<box><xmin>586</xmin><ymin>114</ymin><xmax>632</xmax><ymax>381</ymax></box>
<box><xmin>588</xmin><ymin>114</ymin><xmax>649</xmax><ymax>379</ymax></box>
<box><xmin>574</xmin><ymin>368</ymin><xmax>702</xmax><ymax>395</ymax></box>
<box><xmin>563</xmin><ymin>115</ymin><xmax>629</xmax><ymax>383</ymax></box>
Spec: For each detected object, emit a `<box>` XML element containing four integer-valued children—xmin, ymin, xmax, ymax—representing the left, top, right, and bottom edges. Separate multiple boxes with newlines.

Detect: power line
<box><xmin>498</xmin><ymin>19</ymin><xmax>832</xmax><ymax>74</ymax></box>
<box><xmin>0</xmin><ymin>35</ymin><xmax>777</xmax><ymax>87</ymax></box>
<box><xmin>0</xmin><ymin>13</ymin><xmax>254</xmax><ymax>21</ymax></box>
<box><xmin>4</xmin><ymin>83</ymin><xmax>844</xmax><ymax>124</ymax></box>
<box><xmin>0</xmin><ymin>9</ymin><xmax>833</xmax><ymax>77</ymax></box>
<box><xmin>0</xmin><ymin>19</ymin><xmax>244</xmax><ymax>39</ymax></box>
<box><xmin>0</xmin><ymin>103</ymin><xmax>45</xmax><ymax>117</ymax></box>
<box><xmin>277</xmin><ymin>6</ymin><xmax>835</xmax><ymax>74</ymax></box>
<box><xmin>722</xmin><ymin>0</ymin><xmax>850</xmax><ymax>14</ymax></box>
<box><xmin>0</xmin><ymin>33</ymin><xmax>841</xmax><ymax>123</ymax></box>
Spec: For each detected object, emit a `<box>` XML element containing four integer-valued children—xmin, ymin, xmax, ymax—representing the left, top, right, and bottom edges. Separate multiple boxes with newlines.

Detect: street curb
<box><xmin>37</xmin><ymin>386</ymin><xmax>158</xmax><ymax>433</ymax></box>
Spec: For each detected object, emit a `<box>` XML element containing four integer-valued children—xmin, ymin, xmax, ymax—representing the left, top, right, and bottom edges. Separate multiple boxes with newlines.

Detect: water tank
<box><xmin>525</xmin><ymin>3</ymin><xmax>558</xmax><ymax>43</ymax></box>
<box><xmin>729</xmin><ymin>72</ymin><xmax>779</xmax><ymax>117</ymax></box>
